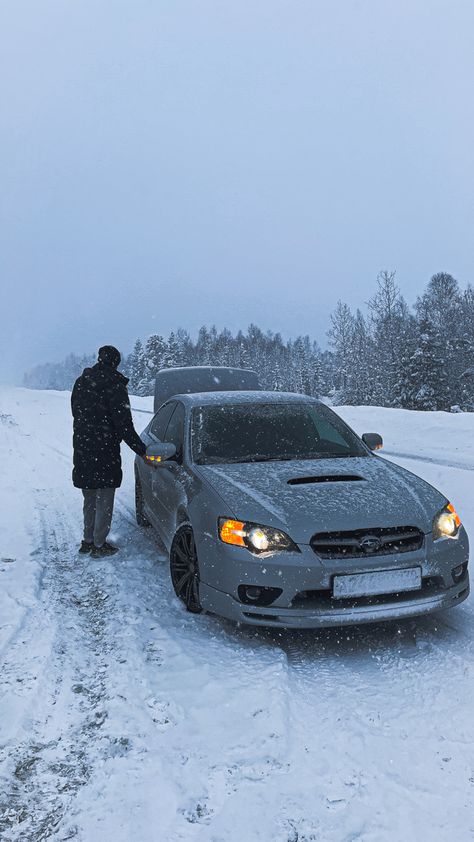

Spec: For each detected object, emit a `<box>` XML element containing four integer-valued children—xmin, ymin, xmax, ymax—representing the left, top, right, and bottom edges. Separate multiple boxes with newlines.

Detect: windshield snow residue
<box><xmin>191</xmin><ymin>402</ymin><xmax>368</xmax><ymax>465</ymax></box>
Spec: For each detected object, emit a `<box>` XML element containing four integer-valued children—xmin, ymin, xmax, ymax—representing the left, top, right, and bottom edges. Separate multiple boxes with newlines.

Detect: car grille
<box><xmin>310</xmin><ymin>526</ymin><xmax>424</xmax><ymax>559</ymax></box>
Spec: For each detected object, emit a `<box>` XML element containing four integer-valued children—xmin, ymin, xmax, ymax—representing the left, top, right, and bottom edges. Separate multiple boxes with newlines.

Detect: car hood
<box><xmin>196</xmin><ymin>456</ymin><xmax>446</xmax><ymax>543</ymax></box>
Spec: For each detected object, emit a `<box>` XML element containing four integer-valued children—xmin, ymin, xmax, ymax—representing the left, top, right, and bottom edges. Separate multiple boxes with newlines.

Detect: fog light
<box><xmin>237</xmin><ymin>585</ymin><xmax>283</xmax><ymax>606</ymax></box>
<box><xmin>452</xmin><ymin>563</ymin><xmax>467</xmax><ymax>583</ymax></box>
<box><xmin>245</xmin><ymin>586</ymin><xmax>262</xmax><ymax>601</ymax></box>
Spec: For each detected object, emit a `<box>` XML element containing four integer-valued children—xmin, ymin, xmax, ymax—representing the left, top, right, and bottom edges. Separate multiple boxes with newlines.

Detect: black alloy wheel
<box><xmin>170</xmin><ymin>525</ymin><xmax>202</xmax><ymax>613</ymax></box>
<box><xmin>135</xmin><ymin>473</ymin><xmax>151</xmax><ymax>528</ymax></box>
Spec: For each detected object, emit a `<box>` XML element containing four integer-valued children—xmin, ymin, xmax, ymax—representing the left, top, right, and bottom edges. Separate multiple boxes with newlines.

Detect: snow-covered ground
<box><xmin>1</xmin><ymin>388</ymin><xmax>474</xmax><ymax>842</ymax></box>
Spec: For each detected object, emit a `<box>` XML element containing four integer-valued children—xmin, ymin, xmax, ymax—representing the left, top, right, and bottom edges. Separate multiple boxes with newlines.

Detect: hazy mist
<box><xmin>1</xmin><ymin>0</ymin><xmax>473</xmax><ymax>382</ymax></box>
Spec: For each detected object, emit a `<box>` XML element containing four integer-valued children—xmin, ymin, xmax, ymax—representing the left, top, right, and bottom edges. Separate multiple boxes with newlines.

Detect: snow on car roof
<box><xmin>173</xmin><ymin>390</ymin><xmax>321</xmax><ymax>406</ymax></box>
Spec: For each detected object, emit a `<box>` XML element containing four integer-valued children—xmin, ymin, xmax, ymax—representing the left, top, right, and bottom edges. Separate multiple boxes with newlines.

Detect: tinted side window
<box><xmin>312</xmin><ymin>417</ymin><xmax>349</xmax><ymax>449</ymax></box>
<box><xmin>150</xmin><ymin>402</ymin><xmax>176</xmax><ymax>440</ymax></box>
<box><xmin>163</xmin><ymin>403</ymin><xmax>185</xmax><ymax>461</ymax></box>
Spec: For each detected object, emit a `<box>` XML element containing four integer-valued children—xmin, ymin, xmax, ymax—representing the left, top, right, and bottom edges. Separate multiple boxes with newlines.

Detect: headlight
<box><xmin>218</xmin><ymin>518</ymin><xmax>300</xmax><ymax>555</ymax></box>
<box><xmin>432</xmin><ymin>503</ymin><xmax>461</xmax><ymax>540</ymax></box>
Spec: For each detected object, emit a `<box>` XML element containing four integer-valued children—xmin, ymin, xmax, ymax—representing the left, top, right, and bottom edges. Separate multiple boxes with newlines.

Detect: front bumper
<box><xmin>197</xmin><ymin>527</ymin><xmax>470</xmax><ymax>628</ymax></box>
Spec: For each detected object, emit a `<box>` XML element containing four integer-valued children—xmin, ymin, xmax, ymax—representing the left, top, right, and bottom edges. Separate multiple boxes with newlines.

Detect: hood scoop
<box><xmin>287</xmin><ymin>474</ymin><xmax>365</xmax><ymax>486</ymax></box>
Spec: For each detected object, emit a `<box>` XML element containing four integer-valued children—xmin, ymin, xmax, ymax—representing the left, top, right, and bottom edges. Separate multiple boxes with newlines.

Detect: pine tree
<box><xmin>128</xmin><ymin>339</ymin><xmax>147</xmax><ymax>395</ymax></box>
<box><xmin>450</xmin><ymin>332</ymin><xmax>474</xmax><ymax>409</ymax></box>
<box><xmin>235</xmin><ymin>330</ymin><xmax>250</xmax><ymax>369</ymax></box>
<box><xmin>143</xmin><ymin>334</ymin><xmax>166</xmax><ymax>393</ymax></box>
<box><xmin>163</xmin><ymin>332</ymin><xmax>179</xmax><ymax>369</ymax></box>
<box><xmin>416</xmin><ymin>272</ymin><xmax>462</xmax><ymax>336</ymax></box>
<box><xmin>175</xmin><ymin>328</ymin><xmax>193</xmax><ymax>366</ymax></box>
<box><xmin>195</xmin><ymin>326</ymin><xmax>212</xmax><ymax>364</ymax></box>
<box><xmin>404</xmin><ymin>320</ymin><xmax>449</xmax><ymax>410</ymax></box>
<box><xmin>215</xmin><ymin>328</ymin><xmax>234</xmax><ymax>365</ymax></box>
<box><xmin>311</xmin><ymin>341</ymin><xmax>323</xmax><ymax>397</ymax></box>
<box><xmin>415</xmin><ymin>272</ymin><xmax>463</xmax><ymax>407</ymax></box>
<box><xmin>328</xmin><ymin>301</ymin><xmax>355</xmax><ymax>402</ymax></box>
<box><xmin>345</xmin><ymin>310</ymin><xmax>374</xmax><ymax>405</ymax></box>
<box><xmin>367</xmin><ymin>270</ymin><xmax>410</xmax><ymax>406</ymax></box>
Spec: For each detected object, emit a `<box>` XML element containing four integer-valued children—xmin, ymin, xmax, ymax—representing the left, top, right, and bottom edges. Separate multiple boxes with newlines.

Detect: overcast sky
<box><xmin>1</xmin><ymin>0</ymin><xmax>473</xmax><ymax>381</ymax></box>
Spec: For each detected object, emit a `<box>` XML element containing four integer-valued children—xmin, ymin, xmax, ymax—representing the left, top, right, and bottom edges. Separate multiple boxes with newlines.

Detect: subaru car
<box><xmin>135</xmin><ymin>382</ymin><xmax>469</xmax><ymax>628</ymax></box>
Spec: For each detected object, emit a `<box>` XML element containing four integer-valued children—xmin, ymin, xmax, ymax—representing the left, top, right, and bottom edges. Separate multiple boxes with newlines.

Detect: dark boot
<box><xmin>78</xmin><ymin>541</ymin><xmax>93</xmax><ymax>554</ymax></box>
<box><xmin>90</xmin><ymin>542</ymin><xmax>120</xmax><ymax>558</ymax></box>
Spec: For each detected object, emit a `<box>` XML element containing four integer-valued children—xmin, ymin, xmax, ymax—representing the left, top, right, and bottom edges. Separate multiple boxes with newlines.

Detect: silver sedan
<box><xmin>135</xmin><ymin>391</ymin><xmax>469</xmax><ymax>628</ymax></box>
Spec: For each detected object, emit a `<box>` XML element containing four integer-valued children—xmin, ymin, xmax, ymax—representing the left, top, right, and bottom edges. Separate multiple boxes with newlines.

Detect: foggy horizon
<box><xmin>2</xmin><ymin>0</ymin><xmax>474</xmax><ymax>383</ymax></box>
<box><xmin>10</xmin><ymin>263</ymin><xmax>469</xmax><ymax>382</ymax></box>
<box><xmin>4</xmin><ymin>266</ymin><xmax>474</xmax><ymax>383</ymax></box>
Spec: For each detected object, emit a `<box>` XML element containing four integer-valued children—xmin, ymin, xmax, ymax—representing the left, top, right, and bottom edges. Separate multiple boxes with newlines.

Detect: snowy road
<box><xmin>1</xmin><ymin>389</ymin><xmax>474</xmax><ymax>841</ymax></box>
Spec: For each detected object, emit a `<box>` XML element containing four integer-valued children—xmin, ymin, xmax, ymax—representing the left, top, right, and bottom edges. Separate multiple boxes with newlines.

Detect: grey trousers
<box><xmin>82</xmin><ymin>488</ymin><xmax>116</xmax><ymax>547</ymax></box>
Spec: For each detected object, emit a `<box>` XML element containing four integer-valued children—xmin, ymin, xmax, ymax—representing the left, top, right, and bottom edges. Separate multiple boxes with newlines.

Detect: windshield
<box><xmin>191</xmin><ymin>402</ymin><xmax>368</xmax><ymax>465</ymax></box>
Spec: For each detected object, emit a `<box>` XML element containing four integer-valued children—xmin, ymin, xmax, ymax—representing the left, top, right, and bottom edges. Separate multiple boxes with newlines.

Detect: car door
<box><xmin>151</xmin><ymin>402</ymin><xmax>187</xmax><ymax>544</ymax></box>
<box><xmin>141</xmin><ymin>401</ymin><xmax>177</xmax><ymax>522</ymax></box>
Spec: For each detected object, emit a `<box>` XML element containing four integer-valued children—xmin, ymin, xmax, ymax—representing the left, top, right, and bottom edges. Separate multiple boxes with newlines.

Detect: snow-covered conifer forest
<box><xmin>24</xmin><ymin>271</ymin><xmax>474</xmax><ymax>411</ymax></box>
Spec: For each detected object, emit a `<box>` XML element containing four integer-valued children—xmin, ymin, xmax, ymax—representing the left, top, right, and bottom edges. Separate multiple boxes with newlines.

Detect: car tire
<box><xmin>170</xmin><ymin>525</ymin><xmax>203</xmax><ymax>614</ymax></box>
<box><xmin>135</xmin><ymin>473</ymin><xmax>151</xmax><ymax>528</ymax></box>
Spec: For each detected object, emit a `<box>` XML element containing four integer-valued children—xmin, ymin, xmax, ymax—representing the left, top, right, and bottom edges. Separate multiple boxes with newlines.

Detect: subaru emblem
<box><xmin>359</xmin><ymin>535</ymin><xmax>382</xmax><ymax>553</ymax></box>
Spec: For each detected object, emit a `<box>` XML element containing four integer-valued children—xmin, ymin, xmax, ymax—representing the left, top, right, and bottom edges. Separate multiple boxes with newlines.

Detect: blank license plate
<box><xmin>333</xmin><ymin>567</ymin><xmax>422</xmax><ymax>599</ymax></box>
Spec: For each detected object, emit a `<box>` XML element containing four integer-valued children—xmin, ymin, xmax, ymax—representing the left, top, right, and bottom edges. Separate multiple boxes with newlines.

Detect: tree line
<box><xmin>328</xmin><ymin>270</ymin><xmax>474</xmax><ymax>410</ymax></box>
<box><xmin>23</xmin><ymin>271</ymin><xmax>474</xmax><ymax>411</ymax></box>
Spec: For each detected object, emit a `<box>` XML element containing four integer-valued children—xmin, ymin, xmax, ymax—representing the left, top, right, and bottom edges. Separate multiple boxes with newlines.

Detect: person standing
<box><xmin>71</xmin><ymin>345</ymin><xmax>147</xmax><ymax>557</ymax></box>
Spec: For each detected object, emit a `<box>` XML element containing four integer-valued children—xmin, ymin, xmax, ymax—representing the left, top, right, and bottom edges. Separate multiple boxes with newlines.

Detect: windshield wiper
<box><xmin>249</xmin><ymin>453</ymin><xmax>359</xmax><ymax>462</ymax></box>
<box><xmin>249</xmin><ymin>455</ymin><xmax>296</xmax><ymax>462</ymax></box>
<box><xmin>222</xmin><ymin>454</ymin><xmax>296</xmax><ymax>464</ymax></box>
<box><xmin>203</xmin><ymin>452</ymin><xmax>363</xmax><ymax>465</ymax></box>
<box><xmin>314</xmin><ymin>452</ymin><xmax>359</xmax><ymax>459</ymax></box>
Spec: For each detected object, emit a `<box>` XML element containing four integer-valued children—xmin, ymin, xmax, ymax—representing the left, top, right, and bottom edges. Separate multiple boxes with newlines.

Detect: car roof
<box><xmin>167</xmin><ymin>390</ymin><xmax>322</xmax><ymax>407</ymax></box>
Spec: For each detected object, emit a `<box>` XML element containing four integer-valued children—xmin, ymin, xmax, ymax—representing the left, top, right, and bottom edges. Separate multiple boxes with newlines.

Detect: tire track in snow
<box><xmin>0</xmin><ymin>483</ymin><xmax>120</xmax><ymax>841</ymax></box>
<box><xmin>383</xmin><ymin>449</ymin><xmax>474</xmax><ymax>472</ymax></box>
<box><xmin>0</xmin><ymin>412</ymin><xmax>295</xmax><ymax>842</ymax></box>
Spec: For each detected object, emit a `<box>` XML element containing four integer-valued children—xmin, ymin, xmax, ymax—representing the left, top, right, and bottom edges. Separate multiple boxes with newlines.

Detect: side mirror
<box><xmin>362</xmin><ymin>433</ymin><xmax>383</xmax><ymax>451</ymax></box>
<box><xmin>145</xmin><ymin>442</ymin><xmax>177</xmax><ymax>465</ymax></box>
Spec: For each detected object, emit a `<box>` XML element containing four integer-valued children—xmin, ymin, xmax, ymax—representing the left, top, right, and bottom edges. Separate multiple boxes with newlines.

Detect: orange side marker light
<box><xmin>219</xmin><ymin>519</ymin><xmax>246</xmax><ymax>547</ymax></box>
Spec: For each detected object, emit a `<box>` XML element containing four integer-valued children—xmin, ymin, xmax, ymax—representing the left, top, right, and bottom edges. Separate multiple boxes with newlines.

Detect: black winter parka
<box><xmin>71</xmin><ymin>362</ymin><xmax>146</xmax><ymax>489</ymax></box>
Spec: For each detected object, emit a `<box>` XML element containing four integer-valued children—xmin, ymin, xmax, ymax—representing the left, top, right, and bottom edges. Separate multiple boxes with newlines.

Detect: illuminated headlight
<box><xmin>432</xmin><ymin>503</ymin><xmax>461</xmax><ymax>540</ymax></box>
<box><xmin>218</xmin><ymin>518</ymin><xmax>300</xmax><ymax>555</ymax></box>
<box><xmin>248</xmin><ymin>527</ymin><xmax>271</xmax><ymax>551</ymax></box>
